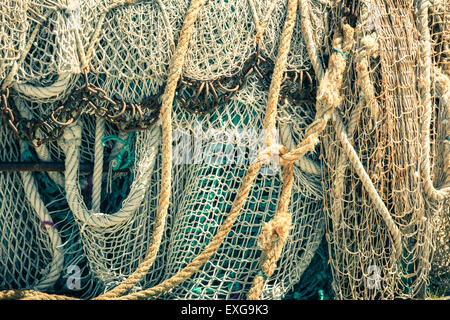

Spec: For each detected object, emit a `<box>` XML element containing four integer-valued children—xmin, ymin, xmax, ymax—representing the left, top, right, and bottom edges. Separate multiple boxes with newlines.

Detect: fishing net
<box><xmin>155</xmin><ymin>75</ymin><xmax>325</xmax><ymax>300</ymax></box>
<box><xmin>428</xmin><ymin>0</ymin><xmax>449</xmax><ymax>296</ymax></box>
<box><xmin>320</xmin><ymin>0</ymin><xmax>449</xmax><ymax>299</ymax></box>
<box><xmin>0</xmin><ymin>0</ymin><xmax>448</xmax><ymax>301</ymax></box>
<box><xmin>0</xmin><ymin>113</ymin><xmax>64</xmax><ymax>292</ymax></box>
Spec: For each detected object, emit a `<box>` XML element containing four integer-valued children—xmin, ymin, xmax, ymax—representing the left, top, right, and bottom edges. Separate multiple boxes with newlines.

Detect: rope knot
<box><xmin>257</xmin><ymin>210</ymin><xmax>292</xmax><ymax>277</ymax></box>
<box><xmin>259</xmin><ymin>211</ymin><xmax>292</xmax><ymax>252</ymax></box>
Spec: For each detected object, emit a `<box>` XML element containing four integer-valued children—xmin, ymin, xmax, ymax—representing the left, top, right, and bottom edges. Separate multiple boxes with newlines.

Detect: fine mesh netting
<box><xmin>0</xmin><ymin>0</ymin><xmax>448</xmax><ymax>301</ymax></box>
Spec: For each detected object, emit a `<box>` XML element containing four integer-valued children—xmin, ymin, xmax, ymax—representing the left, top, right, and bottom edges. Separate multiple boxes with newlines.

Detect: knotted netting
<box><xmin>0</xmin><ymin>0</ymin><xmax>448</xmax><ymax>301</ymax></box>
<box><xmin>0</xmin><ymin>110</ymin><xmax>64</xmax><ymax>292</ymax></box>
<box><xmin>0</xmin><ymin>0</ymin><xmax>334</xmax><ymax>300</ymax></box>
<box><xmin>320</xmin><ymin>0</ymin><xmax>449</xmax><ymax>299</ymax></box>
<box><xmin>428</xmin><ymin>0</ymin><xmax>449</xmax><ymax>296</ymax></box>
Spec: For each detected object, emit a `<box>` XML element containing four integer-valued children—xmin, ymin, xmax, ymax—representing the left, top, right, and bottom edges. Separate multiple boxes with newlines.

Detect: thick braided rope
<box><xmin>0</xmin><ymin>0</ymin><xmax>278</xmax><ymax>301</ymax></box>
<box><xmin>247</xmin><ymin>163</ymin><xmax>294</xmax><ymax>300</ymax></box>
<box><xmin>0</xmin><ymin>0</ymin><xmax>202</xmax><ymax>300</ymax></box>
<box><xmin>279</xmin><ymin>123</ymin><xmax>322</xmax><ymax>175</ymax></box>
<box><xmin>279</xmin><ymin>117</ymin><xmax>327</xmax><ymax>166</ymax></box>
<box><xmin>263</xmin><ymin>0</ymin><xmax>298</xmax><ymax>145</ymax></box>
<box><xmin>0</xmin><ymin>290</ymin><xmax>76</xmax><ymax>300</ymax></box>
<box><xmin>279</xmin><ymin>24</ymin><xmax>355</xmax><ymax>167</ymax></box>
<box><xmin>115</xmin><ymin>153</ymin><xmax>273</xmax><ymax>300</ymax></box>
<box><xmin>93</xmin><ymin>0</ymin><xmax>209</xmax><ymax>299</ymax></box>
<box><xmin>13</xmin><ymin>73</ymin><xmax>76</xmax><ymax>102</ymax></box>
<box><xmin>435</xmin><ymin>68</ymin><xmax>450</xmax><ymax>188</ymax></box>
<box><xmin>113</xmin><ymin>0</ymin><xmax>300</xmax><ymax>300</ymax></box>
<box><xmin>331</xmin><ymin>0</ymin><xmax>374</xmax><ymax>233</ymax></box>
<box><xmin>298</xmin><ymin>0</ymin><xmax>325</xmax><ymax>81</ymax></box>
<box><xmin>20</xmin><ymin>169</ymin><xmax>64</xmax><ymax>291</ymax></box>
<box><xmin>301</xmin><ymin>7</ymin><xmax>403</xmax><ymax>260</ymax></box>
<box><xmin>246</xmin><ymin>0</ymin><xmax>298</xmax><ymax>300</ymax></box>
<box><xmin>63</xmin><ymin>124</ymin><xmax>155</xmax><ymax>228</ymax></box>
<box><xmin>92</xmin><ymin>117</ymin><xmax>105</xmax><ymax>212</ymax></box>
<box><xmin>418</xmin><ymin>0</ymin><xmax>450</xmax><ymax>201</ymax></box>
<box><xmin>319</xmin><ymin>21</ymin><xmax>402</xmax><ymax>260</ymax></box>
<box><xmin>11</xmin><ymin>7</ymin><xmax>78</xmax><ymax>101</ymax></box>
<box><xmin>246</xmin><ymin>11</ymin><xmax>359</xmax><ymax>301</ymax></box>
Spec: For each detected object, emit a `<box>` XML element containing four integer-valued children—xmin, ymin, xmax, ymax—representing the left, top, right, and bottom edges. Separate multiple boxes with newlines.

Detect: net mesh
<box><xmin>0</xmin><ymin>0</ymin><xmax>448</xmax><ymax>300</ymax></box>
<box><xmin>428</xmin><ymin>0</ymin><xmax>449</xmax><ymax>296</ymax></box>
<box><xmin>321</xmin><ymin>0</ymin><xmax>447</xmax><ymax>299</ymax></box>
<box><xmin>0</xmin><ymin>114</ymin><xmax>59</xmax><ymax>291</ymax></box>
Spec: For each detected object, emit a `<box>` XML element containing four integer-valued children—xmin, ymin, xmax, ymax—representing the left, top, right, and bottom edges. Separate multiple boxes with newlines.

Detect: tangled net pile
<box><xmin>0</xmin><ymin>0</ymin><xmax>448</xmax><ymax>300</ymax></box>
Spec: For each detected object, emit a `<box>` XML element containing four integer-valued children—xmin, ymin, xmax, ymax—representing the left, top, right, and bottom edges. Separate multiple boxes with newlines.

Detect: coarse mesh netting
<box><xmin>154</xmin><ymin>75</ymin><xmax>324</xmax><ymax>299</ymax></box>
<box><xmin>0</xmin><ymin>112</ymin><xmax>63</xmax><ymax>292</ymax></box>
<box><xmin>428</xmin><ymin>0</ymin><xmax>449</xmax><ymax>296</ymax></box>
<box><xmin>320</xmin><ymin>0</ymin><xmax>448</xmax><ymax>299</ymax></box>
<box><xmin>0</xmin><ymin>0</ymin><xmax>448</xmax><ymax>300</ymax></box>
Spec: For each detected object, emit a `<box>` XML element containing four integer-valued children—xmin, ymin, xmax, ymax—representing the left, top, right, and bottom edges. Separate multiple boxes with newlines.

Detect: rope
<box><xmin>280</xmin><ymin>24</ymin><xmax>355</xmax><ymax>167</ymax></box>
<box><xmin>418</xmin><ymin>0</ymin><xmax>450</xmax><ymax>202</ymax></box>
<box><xmin>247</xmin><ymin>0</ymin><xmax>297</xmax><ymax>300</ymax></box>
<box><xmin>299</xmin><ymin>0</ymin><xmax>325</xmax><ymax>81</ymax></box>
<box><xmin>0</xmin><ymin>0</ymin><xmax>352</xmax><ymax>301</ymax></box>
<box><xmin>246</xmin><ymin>6</ymin><xmax>358</xmax><ymax>300</ymax></box>
<box><xmin>11</xmin><ymin>7</ymin><xmax>78</xmax><ymax>101</ymax></box>
<box><xmin>13</xmin><ymin>73</ymin><xmax>76</xmax><ymax>102</ymax></box>
<box><xmin>261</xmin><ymin>0</ymin><xmax>298</xmax><ymax>142</ymax></box>
<box><xmin>300</xmin><ymin>4</ymin><xmax>403</xmax><ymax>261</ymax></box>
<box><xmin>93</xmin><ymin>0</ymin><xmax>209</xmax><ymax>299</ymax></box>
<box><xmin>19</xmin><ymin>141</ymin><xmax>64</xmax><ymax>290</ymax></box>
<box><xmin>20</xmin><ymin>169</ymin><xmax>65</xmax><ymax>290</ymax></box>
<box><xmin>0</xmin><ymin>290</ymin><xmax>76</xmax><ymax>300</ymax></box>
<box><xmin>247</xmin><ymin>164</ymin><xmax>294</xmax><ymax>300</ymax></box>
<box><xmin>115</xmin><ymin>154</ymin><xmax>269</xmax><ymax>300</ymax></box>
<box><xmin>0</xmin><ymin>0</ymin><xmax>413</xmax><ymax>301</ymax></box>
<box><xmin>107</xmin><ymin>0</ymin><xmax>300</xmax><ymax>300</ymax></box>
<box><xmin>299</xmin><ymin>1</ymin><xmax>403</xmax><ymax>271</ymax></box>
<box><xmin>332</xmin><ymin>111</ymin><xmax>403</xmax><ymax>260</ymax></box>
<box><xmin>279</xmin><ymin>123</ymin><xmax>322</xmax><ymax>176</ymax></box>
<box><xmin>92</xmin><ymin>117</ymin><xmax>105</xmax><ymax>212</ymax></box>
<box><xmin>62</xmin><ymin>123</ymin><xmax>157</xmax><ymax>228</ymax></box>
<box><xmin>331</xmin><ymin>0</ymin><xmax>374</xmax><ymax>238</ymax></box>
<box><xmin>305</xmin><ymin>9</ymin><xmax>402</xmax><ymax>260</ymax></box>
